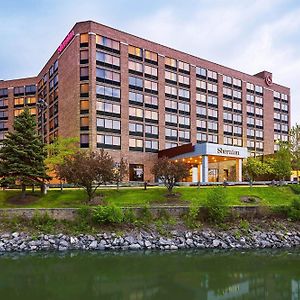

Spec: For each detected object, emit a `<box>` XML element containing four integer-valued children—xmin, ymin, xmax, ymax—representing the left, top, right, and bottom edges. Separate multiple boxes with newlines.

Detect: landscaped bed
<box><xmin>0</xmin><ymin>185</ymin><xmax>297</xmax><ymax>208</ymax></box>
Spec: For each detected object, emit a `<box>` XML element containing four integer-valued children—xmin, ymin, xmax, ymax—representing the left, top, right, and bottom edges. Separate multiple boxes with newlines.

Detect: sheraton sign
<box><xmin>58</xmin><ymin>31</ymin><xmax>75</xmax><ymax>54</ymax></box>
<box><xmin>217</xmin><ymin>148</ymin><xmax>240</xmax><ymax>156</ymax></box>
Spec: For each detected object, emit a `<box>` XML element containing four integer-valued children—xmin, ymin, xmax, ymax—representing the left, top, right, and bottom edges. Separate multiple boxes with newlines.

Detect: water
<box><xmin>1</xmin><ymin>249</ymin><xmax>300</xmax><ymax>300</ymax></box>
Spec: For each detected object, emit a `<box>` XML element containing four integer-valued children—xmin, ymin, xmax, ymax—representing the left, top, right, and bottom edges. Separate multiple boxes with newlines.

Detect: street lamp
<box><xmin>37</xmin><ymin>98</ymin><xmax>48</xmax><ymax>143</ymax></box>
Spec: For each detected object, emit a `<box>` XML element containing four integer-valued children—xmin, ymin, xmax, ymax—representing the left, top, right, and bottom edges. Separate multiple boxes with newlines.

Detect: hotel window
<box><xmin>144</xmin><ymin>65</ymin><xmax>158</xmax><ymax>78</ymax></box>
<box><xmin>224</xmin><ymin>136</ymin><xmax>233</xmax><ymax>145</ymax></box>
<box><xmin>96</xmin><ymin>35</ymin><xmax>120</xmax><ymax>51</ymax></box>
<box><xmin>145</xmin><ymin>110</ymin><xmax>158</xmax><ymax>122</ymax></box>
<box><xmin>197</xmin><ymin>132</ymin><xmax>207</xmax><ymax>142</ymax></box>
<box><xmin>80</xmin><ymin>100</ymin><xmax>89</xmax><ymax>113</ymax></box>
<box><xmin>96</xmin><ymin>51</ymin><xmax>120</xmax><ymax>68</ymax></box>
<box><xmin>129</xmin><ymin>76</ymin><xmax>143</xmax><ymax>89</ymax></box>
<box><xmin>14</xmin><ymin>97</ymin><xmax>24</xmax><ymax>106</ymax></box>
<box><xmin>208</xmin><ymin>96</ymin><xmax>218</xmax><ymax>106</ymax></box>
<box><xmin>97</xmin><ymin>134</ymin><xmax>121</xmax><ymax>148</ymax></box>
<box><xmin>196</xmin><ymin>106</ymin><xmax>206</xmax><ymax>116</ymax></box>
<box><xmin>282</xmin><ymin>124</ymin><xmax>288</xmax><ymax>132</ymax></box>
<box><xmin>179</xmin><ymin>130</ymin><xmax>190</xmax><ymax>141</ymax></box>
<box><xmin>246</xmin><ymin>94</ymin><xmax>254</xmax><ymax>103</ymax></box>
<box><xmin>128</xmin><ymin>45</ymin><xmax>143</xmax><ymax>58</ymax></box>
<box><xmin>223</xmin><ymin>75</ymin><xmax>232</xmax><ymax>85</ymax></box>
<box><xmin>207</xmin><ymin>70</ymin><xmax>217</xmax><ymax>81</ymax></box>
<box><xmin>165</xmin><ymin>114</ymin><xmax>178</xmax><ymax>124</ymax></box>
<box><xmin>0</xmin><ymin>110</ymin><xmax>8</xmax><ymax>118</ymax></box>
<box><xmin>274</xmin><ymin>91</ymin><xmax>280</xmax><ymax>99</ymax></box>
<box><xmin>97</xmin><ymin>118</ymin><xmax>121</xmax><ymax>132</ymax></box>
<box><xmin>128</xmin><ymin>61</ymin><xmax>143</xmax><ymax>73</ymax></box>
<box><xmin>14</xmin><ymin>86</ymin><xmax>25</xmax><ymax>96</ymax></box>
<box><xmin>223</xmin><ymin>87</ymin><xmax>232</xmax><ymax>98</ymax></box>
<box><xmin>145</xmin><ymin>140</ymin><xmax>158</xmax><ymax>152</ymax></box>
<box><xmin>145</xmin><ymin>50</ymin><xmax>158</xmax><ymax>63</ymax></box>
<box><xmin>165</xmin><ymin>70</ymin><xmax>177</xmax><ymax>82</ymax></box>
<box><xmin>223</xmin><ymin>112</ymin><xmax>233</xmax><ymax>121</ymax></box>
<box><xmin>196</xmin><ymin>80</ymin><xmax>206</xmax><ymax>91</ymax></box>
<box><xmin>97</xmin><ymin>101</ymin><xmax>121</xmax><ymax>115</ymax></box>
<box><xmin>208</xmin><ymin>108</ymin><xmax>218</xmax><ymax>119</ymax></box>
<box><xmin>0</xmin><ymin>88</ymin><xmax>8</xmax><ymax>98</ymax></box>
<box><xmin>53</xmin><ymin>74</ymin><xmax>58</xmax><ymax>86</ymax></box>
<box><xmin>178</xmin><ymin>102</ymin><xmax>190</xmax><ymax>113</ymax></box>
<box><xmin>233</xmin><ymin>138</ymin><xmax>242</xmax><ymax>146</ymax></box>
<box><xmin>196</xmin><ymin>67</ymin><xmax>207</xmax><ymax>78</ymax></box>
<box><xmin>274</xmin><ymin>123</ymin><xmax>281</xmax><ymax>131</ymax></box>
<box><xmin>129</xmin><ymin>91</ymin><xmax>143</xmax><ymax>105</ymax></box>
<box><xmin>26</xmin><ymin>97</ymin><xmax>36</xmax><ymax>105</ymax></box>
<box><xmin>247</xmin><ymin>140</ymin><xmax>255</xmax><ymax>148</ymax></box>
<box><xmin>0</xmin><ymin>121</ymin><xmax>8</xmax><ymax>129</ymax></box>
<box><xmin>281</xmin><ymin>94</ymin><xmax>288</xmax><ymax>101</ymax></box>
<box><xmin>246</xmin><ymin>82</ymin><xmax>254</xmax><ymax>92</ymax></box>
<box><xmin>233</xmin><ymin>78</ymin><xmax>242</xmax><ymax>88</ymax></box>
<box><xmin>256</xmin><ymin>130</ymin><xmax>263</xmax><ymax>139</ymax></box>
<box><xmin>80</xmin><ymin>67</ymin><xmax>89</xmax><ymax>80</ymax></box>
<box><xmin>166</xmin><ymin>99</ymin><xmax>178</xmax><ymax>111</ymax></box>
<box><xmin>208</xmin><ymin>134</ymin><xmax>218</xmax><ymax>143</ymax></box>
<box><xmin>223</xmin><ymin>100</ymin><xmax>232</xmax><ymax>110</ymax></box>
<box><xmin>129</xmin><ymin>138</ymin><xmax>143</xmax><ymax>151</ymax></box>
<box><xmin>207</xmin><ymin>83</ymin><xmax>217</xmax><ymax>94</ymax></box>
<box><xmin>255</xmin><ymin>96</ymin><xmax>263</xmax><ymax>105</ymax></box>
<box><xmin>96</xmin><ymin>85</ymin><xmax>120</xmax><ymax>100</ymax></box>
<box><xmin>178</xmin><ymin>61</ymin><xmax>190</xmax><ymax>72</ymax></box>
<box><xmin>233</xmin><ymin>114</ymin><xmax>242</xmax><ymax>123</ymax></box>
<box><xmin>255</xmin><ymin>85</ymin><xmax>263</xmax><ymax>94</ymax></box>
<box><xmin>197</xmin><ymin>119</ymin><xmax>206</xmax><ymax>129</ymax></box>
<box><xmin>165</xmin><ymin>128</ymin><xmax>178</xmax><ymax>138</ymax></box>
<box><xmin>274</xmin><ymin>133</ymin><xmax>281</xmax><ymax>141</ymax></box>
<box><xmin>256</xmin><ymin>119</ymin><xmax>263</xmax><ymax>127</ymax></box>
<box><xmin>281</xmin><ymin>103</ymin><xmax>288</xmax><ymax>111</ymax></box>
<box><xmin>80</xmin><ymin>33</ymin><xmax>89</xmax><ymax>45</ymax></box>
<box><xmin>255</xmin><ymin>107</ymin><xmax>263</xmax><ymax>116</ymax></box>
<box><xmin>80</xmin><ymin>50</ymin><xmax>89</xmax><ymax>63</ymax></box>
<box><xmin>165</xmin><ymin>142</ymin><xmax>178</xmax><ymax>149</ymax></box>
<box><xmin>179</xmin><ymin>116</ymin><xmax>190</xmax><ymax>127</ymax></box>
<box><xmin>165</xmin><ymin>57</ymin><xmax>177</xmax><ymax>69</ymax></box>
<box><xmin>233</xmin><ymin>126</ymin><xmax>242</xmax><ymax>135</ymax></box>
<box><xmin>224</xmin><ymin>124</ymin><xmax>233</xmax><ymax>133</ymax></box>
<box><xmin>282</xmin><ymin>134</ymin><xmax>288</xmax><ymax>142</ymax></box>
<box><xmin>80</xmin><ymin>116</ymin><xmax>89</xmax><ymax>129</ymax></box>
<box><xmin>233</xmin><ymin>102</ymin><xmax>242</xmax><ymax>111</ymax></box>
<box><xmin>80</xmin><ymin>83</ymin><xmax>89</xmax><ymax>97</ymax></box>
<box><xmin>178</xmin><ymin>74</ymin><xmax>190</xmax><ymax>86</ymax></box>
<box><xmin>233</xmin><ymin>90</ymin><xmax>241</xmax><ymax>100</ymax></box>
<box><xmin>129</xmin><ymin>123</ymin><xmax>143</xmax><ymax>136</ymax></box>
<box><xmin>96</xmin><ymin>68</ymin><xmax>120</xmax><ymax>84</ymax></box>
<box><xmin>247</xmin><ymin>129</ymin><xmax>255</xmax><ymax>137</ymax></box>
<box><xmin>256</xmin><ymin>141</ymin><xmax>263</xmax><ymax>149</ymax></box>
<box><xmin>14</xmin><ymin>109</ymin><xmax>23</xmax><ymax>117</ymax></box>
<box><xmin>281</xmin><ymin>114</ymin><xmax>288</xmax><ymax>122</ymax></box>
<box><xmin>178</xmin><ymin>88</ymin><xmax>190</xmax><ymax>99</ymax></box>
<box><xmin>145</xmin><ymin>125</ymin><xmax>158</xmax><ymax>136</ymax></box>
<box><xmin>144</xmin><ymin>95</ymin><xmax>158</xmax><ymax>108</ymax></box>
<box><xmin>196</xmin><ymin>93</ymin><xmax>206</xmax><ymax>104</ymax></box>
<box><xmin>80</xmin><ymin>134</ymin><xmax>89</xmax><ymax>148</ymax></box>
<box><xmin>247</xmin><ymin>117</ymin><xmax>255</xmax><ymax>126</ymax></box>
<box><xmin>165</xmin><ymin>85</ymin><xmax>177</xmax><ymax>97</ymax></box>
<box><xmin>144</xmin><ymin>80</ymin><xmax>158</xmax><ymax>93</ymax></box>
<box><xmin>25</xmin><ymin>85</ymin><xmax>36</xmax><ymax>94</ymax></box>
<box><xmin>129</xmin><ymin>107</ymin><xmax>143</xmax><ymax>119</ymax></box>
<box><xmin>247</xmin><ymin>105</ymin><xmax>255</xmax><ymax>115</ymax></box>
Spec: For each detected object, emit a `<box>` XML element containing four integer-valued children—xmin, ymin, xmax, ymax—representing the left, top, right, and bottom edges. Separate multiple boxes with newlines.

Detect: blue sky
<box><xmin>0</xmin><ymin>0</ymin><xmax>299</xmax><ymax>124</ymax></box>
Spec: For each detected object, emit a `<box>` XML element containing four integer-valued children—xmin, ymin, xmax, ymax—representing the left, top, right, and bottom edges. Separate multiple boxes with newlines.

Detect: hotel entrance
<box><xmin>158</xmin><ymin>142</ymin><xmax>248</xmax><ymax>183</ymax></box>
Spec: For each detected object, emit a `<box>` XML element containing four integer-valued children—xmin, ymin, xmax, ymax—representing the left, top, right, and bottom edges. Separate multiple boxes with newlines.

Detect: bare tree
<box><xmin>113</xmin><ymin>158</ymin><xmax>128</xmax><ymax>190</ymax></box>
<box><xmin>151</xmin><ymin>157</ymin><xmax>190</xmax><ymax>194</ymax></box>
<box><xmin>56</xmin><ymin>149</ymin><xmax>114</xmax><ymax>202</ymax></box>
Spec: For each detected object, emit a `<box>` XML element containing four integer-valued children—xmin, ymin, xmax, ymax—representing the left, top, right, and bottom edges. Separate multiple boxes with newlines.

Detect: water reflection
<box><xmin>0</xmin><ymin>249</ymin><xmax>300</xmax><ymax>299</ymax></box>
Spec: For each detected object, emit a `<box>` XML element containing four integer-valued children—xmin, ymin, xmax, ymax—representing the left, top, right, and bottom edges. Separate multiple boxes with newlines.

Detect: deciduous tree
<box><xmin>113</xmin><ymin>158</ymin><xmax>128</xmax><ymax>191</ymax></box>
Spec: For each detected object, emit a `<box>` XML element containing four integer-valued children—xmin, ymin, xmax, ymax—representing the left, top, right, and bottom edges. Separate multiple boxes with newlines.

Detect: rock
<box><xmin>89</xmin><ymin>241</ymin><xmax>97</xmax><ymax>249</ymax></box>
<box><xmin>145</xmin><ymin>241</ymin><xmax>152</xmax><ymax>248</ymax></box>
<box><xmin>170</xmin><ymin>245</ymin><xmax>178</xmax><ymax>250</ymax></box>
<box><xmin>59</xmin><ymin>240</ymin><xmax>69</xmax><ymax>248</ymax></box>
<box><xmin>213</xmin><ymin>239</ymin><xmax>221</xmax><ymax>247</ymax></box>
<box><xmin>129</xmin><ymin>244</ymin><xmax>141</xmax><ymax>250</ymax></box>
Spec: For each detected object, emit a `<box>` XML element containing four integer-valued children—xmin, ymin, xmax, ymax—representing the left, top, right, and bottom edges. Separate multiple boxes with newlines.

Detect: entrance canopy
<box><xmin>158</xmin><ymin>143</ymin><xmax>248</xmax><ymax>183</ymax></box>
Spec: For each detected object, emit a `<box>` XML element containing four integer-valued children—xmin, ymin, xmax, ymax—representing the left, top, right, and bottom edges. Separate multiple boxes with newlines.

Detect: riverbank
<box><xmin>1</xmin><ymin>223</ymin><xmax>300</xmax><ymax>252</ymax></box>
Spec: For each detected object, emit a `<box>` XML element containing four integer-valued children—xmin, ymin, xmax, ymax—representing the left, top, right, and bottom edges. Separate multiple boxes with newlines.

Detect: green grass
<box><xmin>0</xmin><ymin>186</ymin><xmax>297</xmax><ymax>208</ymax></box>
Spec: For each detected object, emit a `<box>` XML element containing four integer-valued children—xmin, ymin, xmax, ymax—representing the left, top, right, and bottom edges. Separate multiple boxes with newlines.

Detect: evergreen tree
<box><xmin>0</xmin><ymin>108</ymin><xmax>50</xmax><ymax>197</ymax></box>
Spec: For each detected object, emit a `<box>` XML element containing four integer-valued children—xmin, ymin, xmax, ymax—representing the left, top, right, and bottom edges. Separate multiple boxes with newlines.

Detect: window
<box><xmin>196</xmin><ymin>80</ymin><xmax>206</xmax><ymax>90</ymax></box>
<box><xmin>223</xmin><ymin>112</ymin><xmax>233</xmax><ymax>121</ymax></box>
<box><xmin>246</xmin><ymin>82</ymin><xmax>254</xmax><ymax>91</ymax></box>
<box><xmin>0</xmin><ymin>110</ymin><xmax>7</xmax><ymax>118</ymax></box>
<box><xmin>144</xmin><ymin>80</ymin><xmax>158</xmax><ymax>92</ymax></box>
<box><xmin>96</xmin><ymin>35</ymin><xmax>120</xmax><ymax>51</ymax></box>
<box><xmin>129</xmin><ymin>138</ymin><xmax>143</xmax><ymax>150</ymax></box>
<box><xmin>26</xmin><ymin>97</ymin><xmax>36</xmax><ymax>104</ymax></box>
<box><xmin>145</xmin><ymin>50</ymin><xmax>158</xmax><ymax>62</ymax></box>
<box><xmin>96</xmin><ymin>51</ymin><xmax>120</xmax><ymax>67</ymax></box>
<box><xmin>224</xmin><ymin>136</ymin><xmax>233</xmax><ymax>145</ymax></box>
<box><xmin>256</xmin><ymin>119</ymin><xmax>263</xmax><ymax>127</ymax></box>
<box><xmin>255</xmin><ymin>85</ymin><xmax>263</xmax><ymax>94</ymax></box>
<box><xmin>80</xmin><ymin>100</ymin><xmax>89</xmax><ymax>111</ymax></box>
<box><xmin>145</xmin><ymin>125</ymin><xmax>158</xmax><ymax>136</ymax></box>
<box><xmin>197</xmin><ymin>132</ymin><xmax>207</xmax><ymax>142</ymax></box>
<box><xmin>80</xmin><ymin>34</ymin><xmax>89</xmax><ymax>44</ymax></box>
<box><xmin>165</xmin><ymin>114</ymin><xmax>178</xmax><ymax>124</ymax></box>
<box><xmin>255</xmin><ymin>107</ymin><xmax>263</xmax><ymax>116</ymax></box>
<box><xmin>80</xmin><ymin>67</ymin><xmax>89</xmax><ymax>79</ymax></box>
<box><xmin>233</xmin><ymin>126</ymin><xmax>242</xmax><ymax>135</ymax></box>
<box><xmin>196</xmin><ymin>93</ymin><xmax>206</xmax><ymax>104</ymax></box>
<box><xmin>207</xmin><ymin>121</ymin><xmax>218</xmax><ymax>131</ymax></box>
<box><xmin>207</xmin><ymin>83</ymin><xmax>217</xmax><ymax>93</ymax></box>
<box><xmin>14</xmin><ymin>97</ymin><xmax>24</xmax><ymax>106</ymax></box>
<box><xmin>165</xmin><ymin>142</ymin><xmax>178</xmax><ymax>149</ymax></box>
<box><xmin>196</xmin><ymin>67</ymin><xmax>206</xmax><ymax>78</ymax></box>
<box><xmin>14</xmin><ymin>86</ymin><xmax>25</xmax><ymax>95</ymax></box>
<box><xmin>233</xmin><ymin>102</ymin><xmax>242</xmax><ymax>111</ymax></box>
<box><xmin>223</xmin><ymin>75</ymin><xmax>232</xmax><ymax>85</ymax></box>
<box><xmin>166</xmin><ymin>128</ymin><xmax>177</xmax><ymax>138</ymax></box>
<box><xmin>166</xmin><ymin>99</ymin><xmax>178</xmax><ymax>111</ymax></box>
<box><xmin>178</xmin><ymin>88</ymin><xmax>190</xmax><ymax>99</ymax></box>
<box><xmin>178</xmin><ymin>102</ymin><xmax>190</xmax><ymax>113</ymax></box>
<box><xmin>96</xmin><ymin>85</ymin><xmax>120</xmax><ymax>99</ymax></box>
<box><xmin>129</xmin><ymin>91</ymin><xmax>143</xmax><ymax>104</ymax></box>
<box><xmin>247</xmin><ymin>105</ymin><xmax>255</xmax><ymax>114</ymax></box>
<box><xmin>233</xmin><ymin>78</ymin><xmax>242</xmax><ymax>88</ymax></box>
<box><xmin>179</xmin><ymin>130</ymin><xmax>190</xmax><ymax>140</ymax></box>
<box><xmin>233</xmin><ymin>114</ymin><xmax>242</xmax><ymax>123</ymax></box>
<box><xmin>196</xmin><ymin>119</ymin><xmax>206</xmax><ymax>129</ymax></box>
<box><xmin>96</xmin><ymin>68</ymin><xmax>120</xmax><ymax>83</ymax></box>
<box><xmin>207</xmin><ymin>70</ymin><xmax>217</xmax><ymax>81</ymax></box>
<box><xmin>178</xmin><ymin>61</ymin><xmax>190</xmax><ymax>72</ymax></box>
<box><xmin>224</xmin><ymin>124</ymin><xmax>233</xmax><ymax>133</ymax></box>
<box><xmin>25</xmin><ymin>85</ymin><xmax>36</xmax><ymax>94</ymax></box>
<box><xmin>196</xmin><ymin>106</ymin><xmax>206</xmax><ymax>116</ymax></box>
<box><xmin>208</xmin><ymin>108</ymin><xmax>218</xmax><ymax>119</ymax></box>
<box><xmin>79</xmin><ymin>134</ymin><xmax>88</xmax><ymax>148</ymax></box>
<box><xmin>80</xmin><ymin>116</ymin><xmax>89</xmax><ymax>128</ymax></box>
<box><xmin>97</xmin><ymin>101</ymin><xmax>121</xmax><ymax>115</ymax></box>
<box><xmin>223</xmin><ymin>87</ymin><xmax>232</xmax><ymax>97</ymax></box>
<box><xmin>129</xmin><ymin>107</ymin><xmax>143</xmax><ymax>118</ymax></box>
<box><xmin>97</xmin><ymin>134</ymin><xmax>121</xmax><ymax>148</ymax></box>
<box><xmin>165</xmin><ymin>85</ymin><xmax>177</xmax><ymax>97</ymax></box>
<box><xmin>129</xmin><ymin>123</ymin><xmax>143</xmax><ymax>135</ymax></box>
<box><xmin>208</xmin><ymin>134</ymin><xmax>218</xmax><ymax>143</ymax></box>
<box><xmin>246</xmin><ymin>94</ymin><xmax>254</xmax><ymax>103</ymax></box>
<box><xmin>144</xmin><ymin>95</ymin><xmax>158</xmax><ymax>107</ymax></box>
<box><xmin>274</xmin><ymin>91</ymin><xmax>280</xmax><ymax>99</ymax></box>
<box><xmin>0</xmin><ymin>121</ymin><xmax>8</xmax><ymax>129</ymax></box>
<box><xmin>233</xmin><ymin>90</ymin><xmax>241</xmax><ymax>99</ymax></box>
<box><xmin>145</xmin><ymin>110</ymin><xmax>158</xmax><ymax>121</ymax></box>
<box><xmin>97</xmin><ymin>118</ymin><xmax>120</xmax><ymax>131</ymax></box>
<box><xmin>128</xmin><ymin>45</ymin><xmax>143</xmax><ymax>58</ymax></box>
<box><xmin>0</xmin><ymin>88</ymin><xmax>8</xmax><ymax>98</ymax></box>
<box><xmin>281</xmin><ymin>103</ymin><xmax>288</xmax><ymax>111</ymax></box>
<box><xmin>179</xmin><ymin>116</ymin><xmax>190</xmax><ymax>127</ymax></box>
<box><xmin>145</xmin><ymin>140</ymin><xmax>158</xmax><ymax>152</ymax></box>
<box><xmin>144</xmin><ymin>65</ymin><xmax>158</xmax><ymax>78</ymax></box>
<box><xmin>80</xmin><ymin>50</ymin><xmax>89</xmax><ymax>63</ymax></box>
<box><xmin>223</xmin><ymin>100</ymin><xmax>232</xmax><ymax>109</ymax></box>
<box><xmin>129</xmin><ymin>76</ymin><xmax>143</xmax><ymax>88</ymax></box>
<box><xmin>128</xmin><ymin>61</ymin><xmax>143</xmax><ymax>73</ymax></box>
<box><xmin>255</xmin><ymin>96</ymin><xmax>263</xmax><ymax>105</ymax></box>
<box><xmin>233</xmin><ymin>138</ymin><xmax>242</xmax><ymax>146</ymax></box>
<box><xmin>165</xmin><ymin>71</ymin><xmax>177</xmax><ymax>82</ymax></box>
<box><xmin>165</xmin><ymin>57</ymin><xmax>177</xmax><ymax>68</ymax></box>
<box><xmin>178</xmin><ymin>74</ymin><xmax>190</xmax><ymax>85</ymax></box>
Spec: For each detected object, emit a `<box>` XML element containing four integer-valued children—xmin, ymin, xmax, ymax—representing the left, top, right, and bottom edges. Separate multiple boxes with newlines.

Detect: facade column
<box><xmin>199</xmin><ymin>163</ymin><xmax>202</xmax><ymax>183</ymax></box>
<box><xmin>192</xmin><ymin>166</ymin><xmax>198</xmax><ymax>183</ymax></box>
<box><xmin>202</xmin><ymin>155</ymin><xmax>208</xmax><ymax>183</ymax></box>
<box><xmin>236</xmin><ymin>158</ymin><xmax>243</xmax><ymax>182</ymax></box>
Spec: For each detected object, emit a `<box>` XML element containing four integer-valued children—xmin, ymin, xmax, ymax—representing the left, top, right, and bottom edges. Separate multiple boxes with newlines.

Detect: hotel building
<box><xmin>0</xmin><ymin>21</ymin><xmax>291</xmax><ymax>182</ymax></box>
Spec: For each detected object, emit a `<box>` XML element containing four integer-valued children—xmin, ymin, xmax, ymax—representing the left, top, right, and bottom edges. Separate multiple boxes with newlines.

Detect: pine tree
<box><xmin>0</xmin><ymin>108</ymin><xmax>50</xmax><ymax>197</ymax></box>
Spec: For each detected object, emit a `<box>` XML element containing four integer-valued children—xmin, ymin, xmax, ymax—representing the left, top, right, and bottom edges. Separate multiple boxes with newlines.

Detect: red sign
<box><xmin>58</xmin><ymin>31</ymin><xmax>75</xmax><ymax>54</ymax></box>
<box><xmin>265</xmin><ymin>75</ymin><xmax>272</xmax><ymax>86</ymax></box>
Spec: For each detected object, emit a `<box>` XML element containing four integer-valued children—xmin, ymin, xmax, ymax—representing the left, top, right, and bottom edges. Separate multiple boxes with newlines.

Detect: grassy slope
<box><xmin>0</xmin><ymin>186</ymin><xmax>297</xmax><ymax>208</ymax></box>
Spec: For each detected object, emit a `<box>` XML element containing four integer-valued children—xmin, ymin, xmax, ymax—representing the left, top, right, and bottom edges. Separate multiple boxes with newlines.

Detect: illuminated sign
<box><xmin>265</xmin><ymin>74</ymin><xmax>272</xmax><ymax>86</ymax></box>
<box><xmin>217</xmin><ymin>148</ymin><xmax>240</xmax><ymax>156</ymax></box>
<box><xmin>58</xmin><ymin>31</ymin><xmax>75</xmax><ymax>54</ymax></box>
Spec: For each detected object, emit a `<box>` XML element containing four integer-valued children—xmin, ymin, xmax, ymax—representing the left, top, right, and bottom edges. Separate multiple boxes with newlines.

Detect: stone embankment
<box><xmin>1</xmin><ymin>229</ymin><xmax>300</xmax><ymax>252</ymax></box>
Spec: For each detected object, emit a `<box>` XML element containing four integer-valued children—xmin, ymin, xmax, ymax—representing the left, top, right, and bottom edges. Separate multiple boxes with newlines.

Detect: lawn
<box><xmin>0</xmin><ymin>185</ymin><xmax>297</xmax><ymax>208</ymax></box>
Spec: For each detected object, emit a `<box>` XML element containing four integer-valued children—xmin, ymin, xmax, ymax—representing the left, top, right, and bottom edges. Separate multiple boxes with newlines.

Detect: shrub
<box><xmin>290</xmin><ymin>185</ymin><xmax>300</xmax><ymax>195</ymax></box>
<box><xmin>288</xmin><ymin>198</ymin><xmax>300</xmax><ymax>221</ymax></box>
<box><xmin>30</xmin><ymin>212</ymin><xmax>56</xmax><ymax>233</ymax></box>
<box><xmin>239</xmin><ymin>219</ymin><xmax>250</xmax><ymax>232</ymax></box>
<box><xmin>123</xmin><ymin>208</ymin><xmax>137</xmax><ymax>223</ymax></box>
<box><xmin>140</xmin><ymin>204</ymin><xmax>152</xmax><ymax>223</ymax></box>
<box><xmin>92</xmin><ymin>205</ymin><xmax>124</xmax><ymax>224</ymax></box>
<box><xmin>184</xmin><ymin>204</ymin><xmax>201</xmax><ymax>229</ymax></box>
<box><xmin>206</xmin><ymin>187</ymin><xmax>229</xmax><ymax>223</ymax></box>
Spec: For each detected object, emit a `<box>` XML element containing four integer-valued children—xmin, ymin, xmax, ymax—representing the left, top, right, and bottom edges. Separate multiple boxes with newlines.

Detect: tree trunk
<box><xmin>117</xmin><ymin>181</ymin><xmax>119</xmax><ymax>191</ymax></box>
<box><xmin>41</xmin><ymin>183</ymin><xmax>47</xmax><ymax>195</ymax></box>
<box><xmin>60</xmin><ymin>181</ymin><xmax>64</xmax><ymax>191</ymax></box>
<box><xmin>21</xmin><ymin>184</ymin><xmax>26</xmax><ymax>199</ymax></box>
<box><xmin>32</xmin><ymin>185</ymin><xmax>35</xmax><ymax>193</ymax></box>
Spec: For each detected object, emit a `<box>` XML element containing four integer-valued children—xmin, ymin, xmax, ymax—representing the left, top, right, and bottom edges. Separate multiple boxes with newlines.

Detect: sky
<box><xmin>0</xmin><ymin>0</ymin><xmax>299</xmax><ymax>124</ymax></box>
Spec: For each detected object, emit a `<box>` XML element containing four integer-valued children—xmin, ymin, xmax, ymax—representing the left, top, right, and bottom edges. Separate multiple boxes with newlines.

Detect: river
<box><xmin>1</xmin><ymin>249</ymin><xmax>300</xmax><ymax>299</ymax></box>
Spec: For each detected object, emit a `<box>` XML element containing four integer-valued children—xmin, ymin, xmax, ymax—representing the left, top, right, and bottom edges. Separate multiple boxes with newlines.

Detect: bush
<box><xmin>123</xmin><ymin>208</ymin><xmax>137</xmax><ymax>223</ymax></box>
<box><xmin>206</xmin><ymin>187</ymin><xmax>229</xmax><ymax>223</ymax></box>
<box><xmin>288</xmin><ymin>198</ymin><xmax>300</xmax><ymax>221</ymax></box>
<box><xmin>184</xmin><ymin>204</ymin><xmax>201</xmax><ymax>229</ymax></box>
<box><xmin>30</xmin><ymin>212</ymin><xmax>56</xmax><ymax>232</ymax></box>
<box><xmin>289</xmin><ymin>185</ymin><xmax>300</xmax><ymax>195</ymax></box>
<box><xmin>92</xmin><ymin>205</ymin><xmax>124</xmax><ymax>224</ymax></box>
